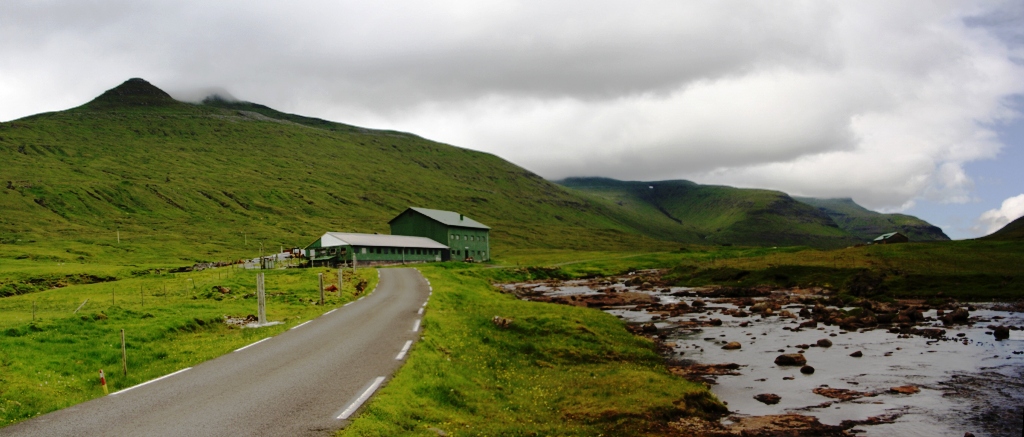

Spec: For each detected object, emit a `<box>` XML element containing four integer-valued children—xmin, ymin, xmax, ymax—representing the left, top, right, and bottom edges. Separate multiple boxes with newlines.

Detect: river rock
<box><xmin>722</xmin><ymin>342</ymin><xmax>742</xmax><ymax>350</ymax></box>
<box><xmin>889</xmin><ymin>385</ymin><xmax>920</xmax><ymax>395</ymax></box>
<box><xmin>816</xmin><ymin>339</ymin><xmax>832</xmax><ymax>347</ymax></box>
<box><xmin>942</xmin><ymin>307</ymin><xmax>970</xmax><ymax>325</ymax></box>
<box><xmin>799</xmin><ymin>320</ymin><xmax>818</xmax><ymax>329</ymax></box>
<box><xmin>640</xmin><ymin>323</ymin><xmax>658</xmax><ymax>333</ymax></box>
<box><xmin>753</xmin><ymin>393</ymin><xmax>781</xmax><ymax>405</ymax></box>
<box><xmin>850</xmin><ymin>351</ymin><xmax>863</xmax><ymax>357</ymax></box>
<box><xmin>993</xmin><ymin>326</ymin><xmax>1010</xmax><ymax>340</ymax></box>
<box><xmin>775</xmin><ymin>354</ymin><xmax>807</xmax><ymax>366</ymax></box>
<box><xmin>800</xmin><ymin>365</ymin><xmax>815</xmax><ymax>374</ymax></box>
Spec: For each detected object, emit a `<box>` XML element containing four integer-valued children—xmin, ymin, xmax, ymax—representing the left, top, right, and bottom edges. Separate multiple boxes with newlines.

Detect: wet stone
<box><xmin>754</xmin><ymin>393</ymin><xmax>781</xmax><ymax>405</ymax></box>
<box><xmin>775</xmin><ymin>354</ymin><xmax>807</xmax><ymax>366</ymax></box>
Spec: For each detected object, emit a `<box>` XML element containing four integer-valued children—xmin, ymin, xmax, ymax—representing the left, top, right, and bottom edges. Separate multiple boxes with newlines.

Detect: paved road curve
<box><xmin>0</xmin><ymin>268</ymin><xmax>431</xmax><ymax>437</ymax></box>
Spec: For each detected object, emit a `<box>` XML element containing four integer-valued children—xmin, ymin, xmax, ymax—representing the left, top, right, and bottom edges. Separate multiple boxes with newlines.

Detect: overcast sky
<box><xmin>2</xmin><ymin>1</ymin><xmax>1022</xmax><ymax>239</ymax></box>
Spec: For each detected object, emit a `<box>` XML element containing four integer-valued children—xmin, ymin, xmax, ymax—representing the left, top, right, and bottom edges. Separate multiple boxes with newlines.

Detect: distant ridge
<box><xmin>982</xmin><ymin>215</ymin><xmax>1024</xmax><ymax>240</ymax></box>
<box><xmin>794</xmin><ymin>197</ymin><xmax>950</xmax><ymax>242</ymax></box>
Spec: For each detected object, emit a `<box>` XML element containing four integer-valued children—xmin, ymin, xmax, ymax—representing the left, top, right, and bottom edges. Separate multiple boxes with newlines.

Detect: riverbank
<box><xmin>504</xmin><ymin>270</ymin><xmax>1024</xmax><ymax>436</ymax></box>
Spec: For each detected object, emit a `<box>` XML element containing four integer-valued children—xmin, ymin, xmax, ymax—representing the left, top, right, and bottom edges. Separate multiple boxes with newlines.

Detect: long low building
<box><xmin>304</xmin><ymin>232</ymin><xmax>449</xmax><ymax>267</ymax></box>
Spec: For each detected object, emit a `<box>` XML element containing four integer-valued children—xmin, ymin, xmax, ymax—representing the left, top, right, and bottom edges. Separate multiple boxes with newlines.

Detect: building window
<box><xmin>360</xmin><ymin>247</ymin><xmax>366</xmax><ymax>254</ymax></box>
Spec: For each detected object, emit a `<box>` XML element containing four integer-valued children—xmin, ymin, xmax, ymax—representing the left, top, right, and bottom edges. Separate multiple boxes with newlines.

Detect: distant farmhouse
<box><xmin>304</xmin><ymin>207</ymin><xmax>490</xmax><ymax>266</ymax></box>
<box><xmin>872</xmin><ymin>232</ymin><xmax>909</xmax><ymax>245</ymax></box>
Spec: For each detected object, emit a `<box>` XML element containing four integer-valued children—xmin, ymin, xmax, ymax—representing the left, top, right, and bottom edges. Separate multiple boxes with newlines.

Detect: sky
<box><xmin>2</xmin><ymin>1</ymin><xmax>1022</xmax><ymax>239</ymax></box>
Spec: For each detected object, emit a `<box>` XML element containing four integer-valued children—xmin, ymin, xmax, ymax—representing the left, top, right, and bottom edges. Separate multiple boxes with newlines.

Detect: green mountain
<box><xmin>0</xmin><ymin>78</ymin><xmax>951</xmax><ymax>265</ymax></box>
<box><xmin>556</xmin><ymin>177</ymin><xmax>861</xmax><ymax>248</ymax></box>
<box><xmin>982</xmin><ymin>215</ymin><xmax>1024</xmax><ymax>240</ymax></box>
<box><xmin>1</xmin><ymin>78</ymin><xmax>685</xmax><ymax>265</ymax></box>
<box><xmin>793</xmin><ymin>197</ymin><xmax>950</xmax><ymax>242</ymax></box>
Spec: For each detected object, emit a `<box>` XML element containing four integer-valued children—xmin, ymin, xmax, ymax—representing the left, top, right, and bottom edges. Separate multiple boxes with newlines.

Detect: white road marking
<box><xmin>111</xmin><ymin>367</ymin><xmax>191</xmax><ymax>396</ymax></box>
<box><xmin>291</xmin><ymin>321</ymin><xmax>311</xmax><ymax>330</ymax></box>
<box><xmin>324</xmin><ymin>309</ymin><xmax>337</xmax><ymax>315</ymax></box>
<box><xmin>344</xmin><ymin>302</ymin><xmax>353</xmax><ymax>307</ymax></box>
<box><xmin>337</xmin><ymin>376</ymin><xmax>385</xmax><ymax>420</ymax></box>
<box><xmin>417</xmin><ymin>307</ymin><xmax>424</xmax><ymax>315</ymax></box>
<box><xmin>234</xmin><ymin>337</ymin><xmax>271</xmax><ymax>352</ymax></box>
<box><xmin>395</xmin><ymin>340</ymin><xmax>413</xmax><ymax>360</ymax></box>
<box><xmin>412</xmin><ymin>319</ymin><xmax>421</xmax><ymax>332</ymax></box>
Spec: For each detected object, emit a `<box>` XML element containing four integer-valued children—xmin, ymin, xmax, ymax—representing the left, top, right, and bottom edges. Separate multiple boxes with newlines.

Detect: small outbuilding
<box><xmin>872</xmin><ymin>232</ymin><xmax>909</xmax><ymax>245</ymax></box>
<box><xmin>304</xmin><ymin>232</ymin><xmax>449</xmax><ymax>267</ymax></box>
<box><xmin>389</xmin><ymin>207</ymin><xmax>491</xmax><ymax>261</ymax></box>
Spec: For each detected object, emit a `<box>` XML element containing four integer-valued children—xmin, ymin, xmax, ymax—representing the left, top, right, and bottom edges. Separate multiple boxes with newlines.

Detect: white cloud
<box><xmin>974</xmin><ymin>194</ymin><xmax>1024</xmax><ymax>235</ymax></box>
<box><xmin>0</xmin><ymin>0</ymin><xmax>1022</xmax><ymax>215</ymax></box>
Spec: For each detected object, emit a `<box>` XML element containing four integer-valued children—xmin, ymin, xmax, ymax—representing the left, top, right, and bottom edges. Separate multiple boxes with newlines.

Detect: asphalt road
<box><xmin>0</xmin><ymin>268</ymin><xmax>431</xmax><ymax>437</ymax></box>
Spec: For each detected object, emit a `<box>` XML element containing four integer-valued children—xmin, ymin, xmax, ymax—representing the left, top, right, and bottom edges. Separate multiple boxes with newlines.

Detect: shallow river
<box><xmin>507</xmin><ymin>280</ymin><xmax>1024</xmax><ymax>437</ymax></box>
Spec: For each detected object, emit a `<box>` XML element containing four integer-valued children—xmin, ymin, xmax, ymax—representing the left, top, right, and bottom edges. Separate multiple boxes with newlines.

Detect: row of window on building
<box><xmin>356</xmin><ymin>247</ymin><xmax>443</xmax><ymax>255</ymax></box>
<box><xmin>453</xmin><ymin>249</ymin><xmax>487</xmax><ymax>258</ymax></box>
<box><xmin>451</xmin><ymin>234</ymin><xmax>485</xmax><ymax>242</ymax></box>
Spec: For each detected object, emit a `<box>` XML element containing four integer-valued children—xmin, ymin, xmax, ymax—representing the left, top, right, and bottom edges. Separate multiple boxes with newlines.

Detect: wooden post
<box><xmin>140</xmin><ymin>285</ymin><xmax>144</xmax><ymax>308</ymax></box>
<box><xmin>337</xmin><ymin>268</ymin><xmax>343</xmax><ymax>297</ymax></box>
<box><xmin>121</xmin><ymin>329</ymin><xmax>127</xmax><ymax>377</ymax></box>
<box><xmin>112</xmin><ymin>288</ymin><xmax>115</xmax><ymax>306</ymax></box>
<box><xmin>32</xmin><ymin>301</ymin><xmax>36</xmax><ymax>321</ymax></box>
<box><xmin>318</xmin><ymin>273</ymin><xmax>325</xmax><ymax>306</ymax></box>
<box><xmin>257</xmin><ymin>272</ymin><xmax>266</xmax><ymax>325</ymax></box>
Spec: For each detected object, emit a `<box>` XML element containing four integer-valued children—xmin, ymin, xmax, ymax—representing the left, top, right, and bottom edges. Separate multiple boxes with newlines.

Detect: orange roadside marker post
<box><xmin>99</xmin><ymin>369</ymin><xmax>108</xmax><ymax>395</ymax></box>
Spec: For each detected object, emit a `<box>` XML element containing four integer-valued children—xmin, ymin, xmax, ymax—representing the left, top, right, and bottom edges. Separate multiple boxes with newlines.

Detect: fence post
<box><xmin>257</xmin><ymin>273</ymin><xmax>266</xmax><ymax>325</ymax></box>
<box><xmin>121</xmin><ymin>329</ymin><xmax>128</xmax><ymax>377</ymax></box>
<box><xmin>318</xmin><ymin>273</ymin><xmax>325</xmax><ymax>306</ymax></box>
<box><xmin>337</xmin><ymin>268</ymin><xmax>343</xmax><ymax>297</ymax></box>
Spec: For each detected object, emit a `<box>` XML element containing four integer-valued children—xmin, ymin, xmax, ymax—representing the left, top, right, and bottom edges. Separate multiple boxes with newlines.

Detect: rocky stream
<box><xmin>501</xmin><ymin>270</ymin><xmax>1024</xmax><ymax>437</ymax></box>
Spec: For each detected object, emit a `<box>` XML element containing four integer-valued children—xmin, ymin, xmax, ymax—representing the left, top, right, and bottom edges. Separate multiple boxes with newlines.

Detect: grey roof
<box><xmin>873</xmin><ymin>232</ymin><xmax>901</xmax><ymax>241</ymax></box>
<box><xmin>313</xmin><ymin>232</ymin><xmax>449</xmax><ymax>249</ymax></box>
<box><xmin>391</xmin><ymin>207</ymin><xmax>490</xmax><ymax>229</ymax></box>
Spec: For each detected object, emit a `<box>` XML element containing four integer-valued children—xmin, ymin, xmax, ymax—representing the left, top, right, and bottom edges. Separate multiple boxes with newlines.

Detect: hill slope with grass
<box><xmin>982</xmin><ymin>215</ymin><xmax>1024</xmax><ymax>240</ymax></box>
<box><xmin>557</xmin><ymin>177</ymin><xmax>863</xmax><ymax>248</ymax></box>
<box><xmin>794</xmin><ymin>197</ymin><xmax>949</xmax><ymax>242</ymax></box>
<box><xmin>2</xmin><ymin>79</ymin><xmax>686</xmax><ymax>267</ymax></box>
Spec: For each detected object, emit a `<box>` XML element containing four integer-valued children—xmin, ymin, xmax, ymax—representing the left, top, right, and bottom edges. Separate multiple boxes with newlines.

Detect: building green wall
<box><xmin>390</xmin><ymin>209</ymin><xmax>491</xmax><ymax>261</ymax></box>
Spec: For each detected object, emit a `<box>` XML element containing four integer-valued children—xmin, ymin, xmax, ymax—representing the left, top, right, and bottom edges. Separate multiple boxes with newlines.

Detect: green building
<box><xmin>304</xmin><ymin>233</ymin><xmax>448</xmax><ymax>267</ymax></box>
<box><xmin>389</xmin><ymin>207</ymin><xmax>491</xmax><ymax>261</ymax></box>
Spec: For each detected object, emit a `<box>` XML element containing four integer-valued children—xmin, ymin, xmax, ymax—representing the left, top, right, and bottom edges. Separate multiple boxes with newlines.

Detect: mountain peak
<box><xmin>82</xmin><ymin>78</ymin><xmax>180</xmax><ymax>109</ymax></box>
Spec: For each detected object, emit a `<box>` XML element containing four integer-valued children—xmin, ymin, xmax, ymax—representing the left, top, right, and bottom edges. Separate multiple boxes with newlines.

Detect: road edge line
<box><xmin>336</xmin><ymin>376</ymin><xmax>386</xmax><ymax>420</ymax></box>
<box><xmin>110</xmin><ymin>367</ymin><xmax>192</xmax><ymax>396</ymax></box>
<box><xmin>234</xmin><ymin>337</ymin><xmax>271</xmax><ymax>353</ymax></box>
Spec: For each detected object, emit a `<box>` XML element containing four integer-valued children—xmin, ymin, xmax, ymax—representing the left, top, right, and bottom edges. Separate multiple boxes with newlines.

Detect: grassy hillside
<box><xmin>982</xmin><ymin>215</ymin><xmax>1024</xmax><ymax>240</ymax></box>
<box><xmin>558</xmin><ymin>177</ymin><xmax>861</xmax><ymax>248</ymax></box>
<box><xmin>1</xmin><ymin>79</ymin><xmax>682</xmax><ymax>270</ymax></box>
<box><xmin>794</xmin><ymin>197</ymin><xmax>949</xmax><ymax>242</ymax></box>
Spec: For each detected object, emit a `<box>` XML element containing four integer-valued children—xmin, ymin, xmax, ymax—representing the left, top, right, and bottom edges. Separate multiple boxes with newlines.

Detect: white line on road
<box><xmin>412</xmin><ymin>319</ymin><xmax>421</xmax><ymax>332</ymax></box>
<box><xmin>291</xmin><ymin>321</ymin><xmax>311</xmax><ymax>330</ymax></box>
<box><xmin>111</xmin><ymin>367</ymin><xmax>192</xmax><ymax>396</ymax></box>
<box><xmin>395</xmin><ymin>340</ymin><xmax>413</xmax><ymax>360</ymax></box>
<box><xmin>417</xmin><ymin>307</ymin><xmax>424</xmax><ymax>315</ymax></box>
<box><xmin>324</xmin><ymin>309</ymin><xmax>337</xmax><ymax>315</ymax></box>
<box><xmin>234</xmin><ymin>337</ymin><xmax>271</xmax><ymax>353</ymax></box>
<box><xmin>344</xmin><ymin>302</ymin><xmax>353</xmax><ymax>306</ymax></box>
<box><xmin>337</xmin><ymin>376</ymin><xmax>386</xmax><ymax>420</ymax></box>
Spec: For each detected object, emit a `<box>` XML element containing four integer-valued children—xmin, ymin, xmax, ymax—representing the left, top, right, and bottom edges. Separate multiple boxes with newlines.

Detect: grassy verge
<box><xmin>341</xmin><ymin>264</ymin><xmax>721</xmax><ymax>436</ymax></box>
<box><xmin>0</xmin><ymin>265</ymin><xmax>378</xmax><ymax>427</ymax></box>
<box><xmin>665</xmin><ymin>240</ymin><xmax>1023</xmax><ymax>300</ymax></box>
